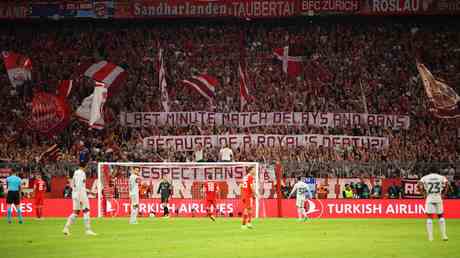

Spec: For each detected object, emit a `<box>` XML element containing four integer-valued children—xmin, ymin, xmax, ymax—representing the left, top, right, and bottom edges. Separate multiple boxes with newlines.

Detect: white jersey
<box><xmin>72</xmin><ymin>169</ymin><xmax>87</xmax><ymax>198</ymax></box>
<box><xmin>291</xmin><ymin>181</ymin><xmax>310</xmax><ymax>200</ymax></box>
<box><xmin>420</xmin><ymin>173</ymin><xmax>447</xmax><ymax>203</ymax></box>
<box><xmin>220</xmin><ymin>147</ymin><xmax>233</xmax><ymax>161</ymax></box>
<box><xmin>72</xmin><ymin>168</ymin><xmax>89</xmax><ymax>210</ymax></box>
<box><xmin>129</xmin><ymin>173</ymin><xmax>139</xmax><ymax>196</ymax></box>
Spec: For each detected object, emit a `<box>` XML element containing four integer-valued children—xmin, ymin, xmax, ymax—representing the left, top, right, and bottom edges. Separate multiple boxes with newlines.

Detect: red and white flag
<box><xmin>182</xmin><ymin>74</ymin><xmax>218</xmax><ymax>102</ymax></box>
<box><xmin>56</xmin><ymin>80</ymin><xmax>73</xmax><ymax>98</ymax></box>
<box><xmin>81</xmin><ymin>61</ymin><xmax>127</xmax><ymax>90</ymax></box>
<box><xmin>75</xmin><ymin>81</ymin><xmax>107</xmax><ymax>129</ymax></box>
<box><xmin>238</xmin><ymin>62</ymin><xmax>253</xmax><ymax>111</ymax></box>
<box><xmin>416</xmin><ymin>62</ymin><xmax>460</xmax><ymax>118</ymax></box>
<box><xmin>273</xmin><ymin>47</ymin><xmax>304</xmax><ymax>77</ymax></box>
<box><xmin>158</xmin><ymin>49</ymin><xmax>170</xmax><ymax>112</ymax></box>
<box><xmin>1</xmin><ymin>51</ymin><xmax>32</xmax><ymax>87</ymax></box>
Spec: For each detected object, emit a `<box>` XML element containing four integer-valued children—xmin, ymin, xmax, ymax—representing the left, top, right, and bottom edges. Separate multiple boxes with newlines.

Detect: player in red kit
<box><xmin>33</xmin><ymin>173</ymin><xmax>47</xmax><ymax>220</ymax></box>
<box><xmin>203</xmin><ymin>174</ymin><xmax>219</xmax><ymax>221</ymax></box>
<box><xmin>240</xmin><ymin>166</ymin><xmax>256</xmax><ymax>229</ymax></box>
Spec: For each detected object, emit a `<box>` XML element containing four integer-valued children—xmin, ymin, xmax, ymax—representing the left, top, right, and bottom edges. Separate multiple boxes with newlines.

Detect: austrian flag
<box><xmin>182</xmin><ymin>74</ymin><xmax>218</xmax><ymax>102</ymax></box>
<box><xmin>273</xmin><ymin>46</ymin><xmax>304</xmax><ymax>77</ymax></box>
<box><xmin>82</xmin><ymin>61</ymin><xmax>127</xmax><ymax>90</ymax></box>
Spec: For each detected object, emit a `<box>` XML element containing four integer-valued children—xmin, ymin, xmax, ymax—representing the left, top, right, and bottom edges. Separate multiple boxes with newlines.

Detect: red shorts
<box><xmin>241</xmin><ymin>197</ymin><xmax>253</xmax><ymax>210</ymax></box>
<box><xmin>35</xmin><ymin>195</ymin><xmax>44</xmax><ymax>206</ymax></box>
<box><xmin>206</xmin><ymin>199</ymin><xmax>217</xmax><ymax>208</ymax></box>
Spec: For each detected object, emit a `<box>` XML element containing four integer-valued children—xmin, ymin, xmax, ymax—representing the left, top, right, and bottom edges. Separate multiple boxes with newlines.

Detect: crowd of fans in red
<box><xmin>0</xmin><ymin>17</ymin><xmax>459</xmax><ymax>178</ymax></box>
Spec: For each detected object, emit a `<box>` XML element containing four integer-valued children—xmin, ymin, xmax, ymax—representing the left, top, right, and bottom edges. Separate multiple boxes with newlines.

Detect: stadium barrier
<box><xmin>1</xmin><ymin>198</ymin><xmax>460</xmax><ymax>218</ymax></box>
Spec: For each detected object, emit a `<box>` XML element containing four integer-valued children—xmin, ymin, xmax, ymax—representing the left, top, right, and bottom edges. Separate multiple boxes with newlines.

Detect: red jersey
<box><xmin>204</xmin><ymin>181</ymin><xmax>218</xmax><ymax>200</ymax></box>
<box><xmin>241</xmin><ymin>174</ymin><xmax>254</xmax><ymax>198</ymax></box>
<box><xmin>34</xmin><ymin>179</ymin><xmax>46</xmax><ymax>196</ymax></box>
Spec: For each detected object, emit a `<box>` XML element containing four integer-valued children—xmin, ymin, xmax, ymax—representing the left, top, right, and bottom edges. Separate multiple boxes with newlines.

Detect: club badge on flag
<box><xmin>416</xmin><ymin>61</ymin><xmax>460</xmax><ymax>118</ymax></box>
<box><xmin>182</xmin><ymin>74</ymin><xmax>218</xmax><ymax>102</ymax></box>
<box><xmin>273</xmin><ymin>47</ymin><xmax>304</xmax><ymax>77</ymax></box>
<box><xmin>1</xmin><ymin>51</ymin><xmax>32</xmax><ymax>88</ymax></box>
<box><xmin>26</xmin><ymin>92</ymin><xmax>71</xmax><ymax>136</ymax></box>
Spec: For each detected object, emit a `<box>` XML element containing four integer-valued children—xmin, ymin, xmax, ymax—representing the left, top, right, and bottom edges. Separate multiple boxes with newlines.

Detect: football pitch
<box><xmin>1</xmin><ymin>218</ymin><xmax>459</xmax><ymax>258</ymax></box>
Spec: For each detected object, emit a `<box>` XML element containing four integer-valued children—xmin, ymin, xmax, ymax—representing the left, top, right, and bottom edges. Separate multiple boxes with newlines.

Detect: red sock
<box><xmin>242</xmin><ymin>213</ymin><xmax>247</xmax><ymax>225</ymax></box>
<box><xmin>36</xmin><ymin>207</ymin><xmax>40</xmax><ymax>218</ymax></box>
<box><xmin>247</xmin><ymin>211</ymin><xmax>252</xmax><ymax>224</ymax></box>
<box><xmin>39</xmin><ymin>208</ymin><xmax>43</xmax><ymax>218</ymax></box>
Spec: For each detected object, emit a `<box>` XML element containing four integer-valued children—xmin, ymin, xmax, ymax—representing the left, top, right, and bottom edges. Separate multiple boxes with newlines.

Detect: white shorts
<box><xmin>130</xmin><ymin>194</ymin><xmax>139</xmax><ymax>207</ymax></box>
<box><xmin>425</xmin><ymin>200</ymin><xmax>444</xmax><ymax>215</ymax></box>
<box><xmin>72</xmin><ymin>194</ymin><xmax>90</xmax><ymax>211</ymax></box>
<box><xmin>296</xmin><ymin>197</ymin><xmax>306</xmax><ymax>208</ymax></box>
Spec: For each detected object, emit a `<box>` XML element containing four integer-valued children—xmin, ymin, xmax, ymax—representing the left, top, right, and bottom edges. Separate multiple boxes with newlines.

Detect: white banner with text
<box><xmin>121</xmin><ymin>112</ymin><xmax>409</xmax><ymax>129</ymax></box>
<box><xmin>143</xmin><ymin>134</ymin><xmax>389</xmax><ymax>151</ymax></box>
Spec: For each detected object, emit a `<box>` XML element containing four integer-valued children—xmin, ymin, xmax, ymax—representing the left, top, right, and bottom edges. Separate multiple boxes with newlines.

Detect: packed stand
<box><xmin>0</xmin><ymin>18</ymin><xmax>459</xmax><ymax>179</ymax></box>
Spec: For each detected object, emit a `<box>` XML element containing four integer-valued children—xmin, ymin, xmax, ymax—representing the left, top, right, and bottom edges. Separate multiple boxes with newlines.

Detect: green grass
<box><xmin>0</xmin><ymin>217</ymin><xmax>459</xmax><ymax>258</ymax></box>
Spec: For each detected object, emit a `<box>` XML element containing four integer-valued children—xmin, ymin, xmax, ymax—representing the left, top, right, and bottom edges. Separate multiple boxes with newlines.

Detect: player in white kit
<box><xmin>63</xmin><ymin>162</ymin><xmax>97</xmax><ymax>236</ymax></box>
<box><xmin>129</xmin><ymin>167</ymin><xmax>141</xmax><ymax>224</ymax></box>
<box><xmin>418</xmin><ymin>172</ymin><xmax>449</xmax><ymax>241</ymax></box>
<box><xmin>288</xmin><ymin>177</ymin><xmax>310</xmax><ymax>221</ymax></box>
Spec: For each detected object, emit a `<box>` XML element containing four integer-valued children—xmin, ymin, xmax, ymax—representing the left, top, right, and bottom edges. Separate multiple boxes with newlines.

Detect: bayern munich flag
<box><xmin>1</xmin><ymin>51</ymin><xmax>32</xmax><ymax>88</ymax></box>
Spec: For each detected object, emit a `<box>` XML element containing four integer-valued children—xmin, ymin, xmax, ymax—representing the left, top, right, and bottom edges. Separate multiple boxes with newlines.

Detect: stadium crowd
<box><xmin>0</xmin><ymin>18</ymin><xmax>459</xmax><ymax>179</ymax></box>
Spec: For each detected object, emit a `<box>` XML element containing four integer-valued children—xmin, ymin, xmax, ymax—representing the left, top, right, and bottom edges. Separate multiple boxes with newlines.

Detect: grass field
<box><xmin>0</xmin><ymin>217</ymin><xmax>459</xmax><ymax>258</ymax></box>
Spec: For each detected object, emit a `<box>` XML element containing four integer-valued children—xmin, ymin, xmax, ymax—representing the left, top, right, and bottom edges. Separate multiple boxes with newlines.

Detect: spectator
<box><xmin>342</xmin><ymin>184</ymin><xmax>353</xmax><ymax>199</ymax></box>
<box><xmin>388</xmin><ymin>184</ymin><xmax>401</xmax><ymax>199</ymax></box>
<box><xmin>360</xmin><ymin>182</ymin><xmax>370</xmax><ymax>199</ymax></box>
<box><xmin>63</xmin><ymin>182</ymin><xmax>72</xmax><ymax>198</ymax></box>
<box><xmin>371</xmin><ymin>181</ymin><xmax>382</xmax><ymax>199</ymax></box>
<box><xmin>219</xmin><ymin>144</ymin><xmax>233</xmax><ymax>162</ymax></box>
<box><xmin>194</xmin><ymin>143</ymin><xmax>205</xmax><ymax>162</ymax></box>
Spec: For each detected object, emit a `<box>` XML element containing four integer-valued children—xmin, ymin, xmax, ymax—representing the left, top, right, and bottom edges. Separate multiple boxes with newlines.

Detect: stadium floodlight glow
<box><xmin>97</xmin><ymin>162</ymin><xmax>261</xmax><ymax>218</ymax></box>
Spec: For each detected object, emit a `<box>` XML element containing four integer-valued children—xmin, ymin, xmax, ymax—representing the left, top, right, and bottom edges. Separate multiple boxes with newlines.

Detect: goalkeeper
<box><xmin>157</xmin><ymin>179</ymin><xmax>172</xmax><ymax>218</ymax></box>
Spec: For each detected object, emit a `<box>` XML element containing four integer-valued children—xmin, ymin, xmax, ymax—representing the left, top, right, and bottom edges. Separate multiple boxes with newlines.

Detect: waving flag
<box><xmin>158</xmin><ymin>49</ymin><xmax>170</xmax><ymax>112</ymax></box>
<box><xmin>27</xmin><ymin>92</ymin><xmax>71</xmax><ymax>136</ymax></box>
<box><xmin>239</xmin><ymin>62</ymin><xmax>253</xmax><ymax>111</ymax></box>
<box><xmin>182</xmin><ymin>74</ymin><xmax>218</xmax><ymax>102</ymax></box>
<box><xmin>39</xmin><ymin>144</ymin><xmax>62</xmax><ymax>162</ymax></box>
<box><xmin>77</xmin><ymin>61</ymin><xmax>127</xmax><ymax>129</ymax></box>
<box><xmin>81</xmin><ymin>61</ymin><xmax>127</xmax><ymax>92</ymax></box>
<box><xmin>75</xmin><ymin>81</ymin><xmax>107</xmax><ymax>129</ymax></box>
<box><xmin>416</xmin><ymin>61</ymin><xmax>460</xmax><ymax>118</ymax></box>
<box><xmin>273</xmin><ymin>47</ymin><xmax>304</xmax><ymax>77</ymax></box>
<box><xmin>56</xmin><ymin>80</ymin><xmax>73</xmax><ymax>98</ymax></box>
<box><xmin>1</xmin><ymin>51</ymin><xmax>32</xmax><ymax>87</ymax></box>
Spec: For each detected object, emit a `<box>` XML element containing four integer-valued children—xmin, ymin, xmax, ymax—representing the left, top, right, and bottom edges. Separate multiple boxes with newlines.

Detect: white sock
<box><xmin>426</xmin><ymin>219</ymin><xmax>433</xmax><ymax>240</ymax></box>
<box><xmin>83</xmin><ymin>212</ymin><xmax>91</xmax><ymax>231</ymax></box>
<box><xmin>65</xmin><ymin>213</ymin><xmax>76</xmax><ymax>229</ymax></box>
<box><xmin>439</xmin><ymin>218</ymin><xmax>447</xmax><ymax>239</ymax></box>
<box><xmin>297</xmin><ymin>208</ymin><xmax>302</xmax><ymax>219</ymax></box>
<box><xmin>301</xmin><ymin>208</ymin><xmax>307</xmax><ymax>218</ymax></box>
<box><xmin>130</xmin><ymin>208</ymin><xmax>138</xmax><ymax>223</ymax></box>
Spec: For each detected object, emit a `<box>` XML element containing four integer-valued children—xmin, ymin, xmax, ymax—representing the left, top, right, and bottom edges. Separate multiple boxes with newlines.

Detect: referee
<box><xmin>6</xmin><ymin>170</ymin><xmax>23</xmax><ymax>224</ymax></box>
<box><xmin>157</xmin><ymin>179</ymin><xmax>172</xmax><ymax>218</ymax></box>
